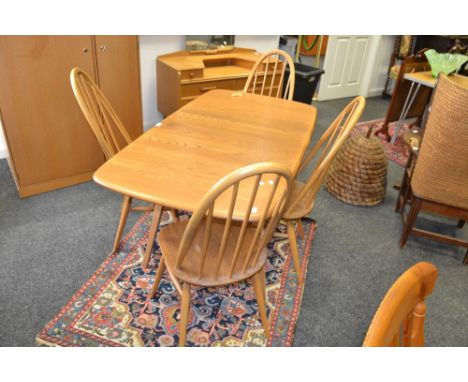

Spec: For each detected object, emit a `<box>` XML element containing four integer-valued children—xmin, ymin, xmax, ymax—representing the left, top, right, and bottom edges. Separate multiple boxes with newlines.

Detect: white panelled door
<box><xmin>318</xmin><ymin>35</ymin><xmax>372</xmax><ymax>101</ymax></box>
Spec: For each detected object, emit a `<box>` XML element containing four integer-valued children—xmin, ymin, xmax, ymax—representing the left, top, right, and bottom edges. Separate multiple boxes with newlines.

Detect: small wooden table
<box><xmin>390</xmin><ymin>71</ymin><xmax>436</xmax><ymax>144</ymax></box>
<box><xmin>94</xmin><ymin>89</ymin><xmax>316</xmax><ymax>219</ymax></box>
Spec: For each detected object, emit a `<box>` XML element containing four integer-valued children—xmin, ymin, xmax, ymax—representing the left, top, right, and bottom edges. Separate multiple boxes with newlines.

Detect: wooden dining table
<box><xmin>93</xmin><ymin>89</ymin><xmax>317</xmax><ymax>220</ymax></box>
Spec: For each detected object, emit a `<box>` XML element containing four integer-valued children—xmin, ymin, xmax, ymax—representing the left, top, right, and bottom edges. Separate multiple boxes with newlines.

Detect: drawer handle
<box><xmin>200</xmin><ymin>86</ymin><xmax>217</xmax><ymax>92</ymax></box>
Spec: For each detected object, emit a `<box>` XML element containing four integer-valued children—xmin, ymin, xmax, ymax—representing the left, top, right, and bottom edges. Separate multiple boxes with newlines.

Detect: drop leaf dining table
<box><xmin>94</xmin><ymin>89</ymin><xmax>317</xmax><ymax>248</ymax></box>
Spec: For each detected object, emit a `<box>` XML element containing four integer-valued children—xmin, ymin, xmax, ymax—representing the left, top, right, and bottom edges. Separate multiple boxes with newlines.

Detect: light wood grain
<box><xmin>283</xmin><ymin>96</ymin><xmax>366</xmax><ymax>282</ymax></box>
<box><xmin>156</xmin><ymin>48</ymin><xmax>263</xmax><ymax>116</ymax></box>
<box><xmin>94</xmin><ymin>36</ymin><xmax>143</xmax><ymax>141</ymax></box>
<box><xmin>243</xmin><ymin>49</ymin><xmax>296</xmax><ymax>101</ymax></box>
<box><xmin>0</xmin><ymin>36</ymin><xmax>142</xmax><ymax>197</ymax></box>
<box><xmin>150</xmin><ymin>162</ymin><xmax>293</xmax><ymax>346</ymax></box>
<box><xmin>71</xmin><ymin>66</ymin><xmax>164</xmax><ymax>259</ymax></box>
<box><xmin>403</xmin><ymin>71</ymin><xmax>437</xmax><ymax>88</ymax></box>
<box><xmin>286</xmin><ymin>96</ymin><xmax>366</xmax><ymax>219</ymax></box>
<box><xmin>363</xmin><ymin>262</ymin><xmax>438</xmax><ymax>347</ymax></box>
<box><xmin>70</xmin><ymin>67</ymin><xmax>133</xmax><ymax>159</ymax></box>
<box><xmin>0</xmin><ymin>36</ymin><xmax>104</xmax><ymax>191</ymax></box>
<box><xmin>94</xmin><ymin>89</ymin><xmax>317</xmax><ymax>218</ymax></box>
<box><xmin>158</xmin><ymin>162</ymin><xmax>292</xmax><ymax>285</ymax></box>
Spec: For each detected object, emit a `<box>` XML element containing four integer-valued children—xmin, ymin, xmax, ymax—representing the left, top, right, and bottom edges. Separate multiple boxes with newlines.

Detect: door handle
<box><xmin>100</xmin><ymin>45</ymin><xmax>107</xmax><ymax>52</ymax></box>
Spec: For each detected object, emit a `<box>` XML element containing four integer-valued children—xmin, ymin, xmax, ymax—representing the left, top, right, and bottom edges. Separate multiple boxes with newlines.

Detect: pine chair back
<box><xmin>363</xmin><ymin>262</ymin><xmax>438</xmax><ymax>347</ymax></box>
<box><xmin>243</xmin><ymin>49</ymin><xmax>296</xmax><ymax>101</ymax></box>
<box><xmin>174</xmin><ymin>162</ymin><xmax>293</xmax><ymax>285</ymax></box>
<box><xmin>286</xmin><ymin>96</ymin><xmax>365</xmax><ymax>217</ymax></box>
<box><xmin>70</xmin><ymin>67</ymin><xmax>133</xmax><ymax>159</ymax></box>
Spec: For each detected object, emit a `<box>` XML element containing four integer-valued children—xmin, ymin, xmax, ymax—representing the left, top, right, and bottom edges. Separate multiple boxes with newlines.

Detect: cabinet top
<box><xmin>157</xmin><ymin>47</ymin><xmax>262</xmax><ymax>71</ymax></box>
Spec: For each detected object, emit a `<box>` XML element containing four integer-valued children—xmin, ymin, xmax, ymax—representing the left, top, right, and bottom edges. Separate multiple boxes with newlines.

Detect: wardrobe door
<box><xmin>94</xmin><ymin>36</ymin><xmax>143</xmax><ymax>142</ymax></box>
<box><xmin>0</xmin><ymin>36</ymin><xmax>105</xmax><ymax>196</ymax></box>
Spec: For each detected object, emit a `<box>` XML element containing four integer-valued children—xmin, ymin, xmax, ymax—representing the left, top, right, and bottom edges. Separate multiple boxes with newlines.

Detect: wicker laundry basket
<box><xmin>325</xmin><ymin>128</ymin><xmax>388</xmax><ymax>206</ymax></box>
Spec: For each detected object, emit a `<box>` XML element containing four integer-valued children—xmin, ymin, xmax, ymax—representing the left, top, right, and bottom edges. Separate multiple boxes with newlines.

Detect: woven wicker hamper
<box><xmin>325</xmin><ymin>129</ymin><xmax>388</xmax><ymax>206</ymax></box>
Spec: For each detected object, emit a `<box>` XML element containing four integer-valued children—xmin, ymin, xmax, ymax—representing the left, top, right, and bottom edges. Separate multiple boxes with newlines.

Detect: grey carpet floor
<box><xmin>1</xmin><ymin>96</ymin><xmax>467</xmax><ymax>347</ymax></box>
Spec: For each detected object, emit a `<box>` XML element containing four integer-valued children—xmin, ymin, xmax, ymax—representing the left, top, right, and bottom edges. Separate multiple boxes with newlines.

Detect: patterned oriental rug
<box><xmin>36</xmin><ymin>211</ymin><xmax>316</xmax><ymax>347</ymax></box>
<box><xmin>351</xmin><ymin>118</ymin><xmax>411</xmax><ymax>167</ymax></box>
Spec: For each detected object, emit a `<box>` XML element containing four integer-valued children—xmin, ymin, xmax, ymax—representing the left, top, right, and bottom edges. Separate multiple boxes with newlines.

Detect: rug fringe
<box><xmin>35</xmin><ymin>337</ymin><xmax>57</xmax><ymax>347</ymax></box>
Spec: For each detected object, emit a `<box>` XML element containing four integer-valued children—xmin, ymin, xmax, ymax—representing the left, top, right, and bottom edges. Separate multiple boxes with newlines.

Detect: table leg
<box><xmin>390</xmin><ymin>82</ymin><xmax>421</xmax><ymax>145</ymax></box>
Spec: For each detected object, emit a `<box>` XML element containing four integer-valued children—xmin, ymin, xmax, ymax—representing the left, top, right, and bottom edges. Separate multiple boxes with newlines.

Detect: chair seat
<box><xmin>158</xmin><ymin>217</ymin><xmax>268</xmax><ymax>287</ymax></box>
<box><xmin>283</xmin><ymin>180</ymin><xmax>316</xmax><ymax>220</ymax></box>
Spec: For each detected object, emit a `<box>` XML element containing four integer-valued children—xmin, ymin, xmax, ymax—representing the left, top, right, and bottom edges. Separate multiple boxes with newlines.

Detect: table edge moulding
<box><xmin>94</xmin><ymin>89</ymin><xmax>317</xmax><ymax>220</ymax></box>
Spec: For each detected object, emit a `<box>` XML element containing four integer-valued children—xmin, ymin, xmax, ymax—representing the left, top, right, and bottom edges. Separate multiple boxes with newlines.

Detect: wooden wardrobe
<box><xmin>0</xmin><ymin>36</ymin><xmax>143</xmax><ymax>197</ymax></box>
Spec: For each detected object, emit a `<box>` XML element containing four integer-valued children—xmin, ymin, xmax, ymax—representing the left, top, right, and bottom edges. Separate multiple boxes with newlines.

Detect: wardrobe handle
<box><xmin>100</xmin><ymin>45</ymin><xmax>107</xmax><ymax>52</ymax></box>
<box><xmin>82</xmin><ymin>48</ymin><xmax>88</xmax><ymax>53</ymax></box>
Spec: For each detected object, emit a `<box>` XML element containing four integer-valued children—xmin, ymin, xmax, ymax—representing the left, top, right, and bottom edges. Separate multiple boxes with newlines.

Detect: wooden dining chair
<box><xmin>284</xmin><ymin>96</ymin><xmax>366</xmax><ymax>283</ymax></box>
<box><xmin>148</xmin><ymin>162</ymin><xmax>293</xmax><ymax>346</ymax></box>
<box><xmin>243</xmin><ymin>49</ymin><xmax>296</xmax><ymax>101</ymax></box>
<box><xmin>363</xmin><ymin>262</ymin><xmax>438</xmax><ymax>346</ymax></box>
<box><xmin>398</xmin><ymin>74</ymin><xmax>468</xmax><ymax>263</ymax></box>
<box><xmin>70</xmin><ymin>67</ymin><xmax>177</xmax><ymax>267</ymax></box>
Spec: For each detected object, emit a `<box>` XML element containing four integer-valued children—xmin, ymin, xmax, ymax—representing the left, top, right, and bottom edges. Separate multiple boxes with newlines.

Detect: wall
<box><xmin>0</xmin><ymin>122</ymin><xmax>6</xmax><ymax>159</ymax></box>
<box><xmin>139</xmin><ymin>35</ymin><xmax>185</xmax><ymax>129</ymax></box>
<box><xmin>235</xmin><ymin>35</ymin><xmax>280</xmax><ymax>54</ymax></box>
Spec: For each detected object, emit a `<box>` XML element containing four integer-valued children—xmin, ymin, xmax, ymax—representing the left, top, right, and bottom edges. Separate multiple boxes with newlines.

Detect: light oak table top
<box><xmin>404</xmin><ymin>71</ymin><xmax>468</xmax><ymax>89</ymax></box>
<box><xmin>404</xmin><ymin>71</ymin><xmax>437</xmax><ymax>88</ymax></box>
<box><xmin>94</xmin><ymin>89</ymin><xmax>317</xmax><ymax>218</ymax></box>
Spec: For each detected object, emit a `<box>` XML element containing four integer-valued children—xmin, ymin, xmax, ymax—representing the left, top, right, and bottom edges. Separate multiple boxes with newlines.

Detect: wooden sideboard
<box><xmin>0</xmin><ymin>36</ymin><xmax>143</xmax><ymax>197</ymax></box>
<box><xmin>157</xmin><ymin>48</ymin><xmax>282</xmax><ymax>116</ymax></box>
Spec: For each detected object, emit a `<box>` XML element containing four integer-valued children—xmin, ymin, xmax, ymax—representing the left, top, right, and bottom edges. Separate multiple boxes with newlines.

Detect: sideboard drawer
<box><xmin>157</xmin><ymin>48</ymin><xmax>262</xmax><ymax>116</ymax></box>
<box><xmin>181</xmin><ymin>79</ymin><xmax>235</xmax><ymax>98</ymax></box>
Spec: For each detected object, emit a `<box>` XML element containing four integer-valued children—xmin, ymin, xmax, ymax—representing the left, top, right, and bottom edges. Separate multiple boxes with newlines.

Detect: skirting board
<box><xmin>143</xmin><ymin>119</ymin><xmax>162</xmax><ymax>131</ymax></box>
<box><xmin>367</xmin><ymin>87</ymin><xmax>385</xmax><ymax>98</ymax></box>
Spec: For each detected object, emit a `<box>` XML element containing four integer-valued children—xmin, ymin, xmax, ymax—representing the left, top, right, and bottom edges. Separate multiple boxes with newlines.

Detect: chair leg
<box><xmin>287</xmin><ymin>220</ymin><xmax>303</xmax><ymax>284</ymax></box>
<box><xmin>178</xmin><ymin>282</ymin><xmax>191</xmax><ymax>347</ymax></box>
<box><xmin>374</xmin><ymin>121</ymin><xmax>391</xmax><ymax>142</ymax></box>
<box><xmin>400</xmin><ymin>197</ymin><xmax>422</xmax><ymax>248</ymax></box>
<box><xmin>113</xmin><ymin>195</ymin><xmax>132</xmax><ymax>252</ymax></box>
<box><xmin>395</xmin><ymin>174</ymin><xmax>408</xmax><ymax>213</ymax></box>
<box><xmin>463</xmin><ymin>249</ymin><xmax>468</xmax><ymax>265</ymax></box>
<box><xmin>149</xmin><ymin>256</ymin><xmax>166</xmax><ymax>299</ymax></box>
<box><xmin>296</xmin><ymin>219</ymin><xmax>305</xmax><ymax>241</ymax></box>
<box><xmin>171</xmin><ymin>208</ymin><xmax>180</xmax><ymax>223</ymax></box>
<box><xmin>395</xmin><ymin>152</ymin><xmax>414</xmax><ymax>213</ymax></box>
<box><xmin>142</xmin><ymin>205</ymin><xmax>163</xmax><ymax>269</ymax></box>
<box><xmin>252</xmin><ymin>269</ymin><xmax>270</xmax><ymax>339</ymax></box>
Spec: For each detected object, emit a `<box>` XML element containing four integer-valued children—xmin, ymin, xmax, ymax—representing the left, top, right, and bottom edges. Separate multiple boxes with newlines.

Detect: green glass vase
<box><xmin>424</xmin><ymin>49</ymin><xmax>468</xmax><ymax>77</ymax></box>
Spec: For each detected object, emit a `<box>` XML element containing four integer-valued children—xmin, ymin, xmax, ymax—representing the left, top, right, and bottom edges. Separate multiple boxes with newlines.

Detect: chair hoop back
<box><xmin>70</xmin><ymin>67</ymin><xmax>133</xmax><ymax>159</ymax></box>
<box><xmin>175</xmin><ymin>162</ymin><xmax>293</xmax><ymax>282</ymax></box>
<box><xmin>243</xmin><ymin>49</ymin><xmax>296</xmax><ymax>101</ymax></box>
<box><xmin>363</xmin><ymin>262</ymin><xmax>438</xmax><ymax>347</ymax></box>
<box><xmin>288</xmin><ymin>96</ymin><xmax>366</xmax><ymax>214</ymax></box>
